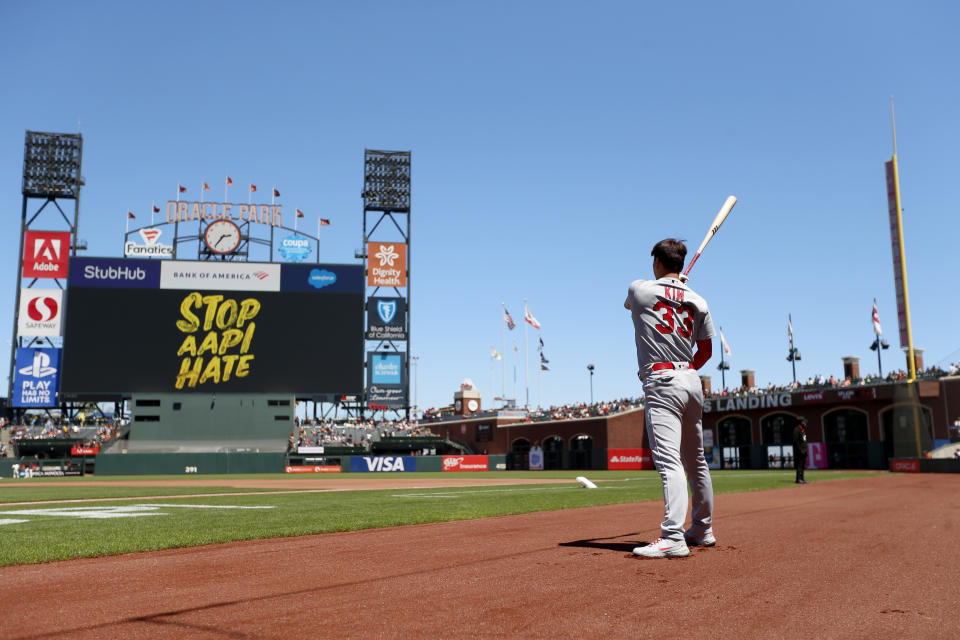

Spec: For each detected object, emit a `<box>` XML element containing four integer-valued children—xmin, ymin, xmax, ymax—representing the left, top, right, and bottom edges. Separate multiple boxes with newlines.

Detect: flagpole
<box><xmin>200</xmin><ymin>180</ymin><xmax>204</xmax><ymax>205</ymax></box>
<box><xmin>294</xmin><ymin>204</ymin><xmax>298</xmax><ymax>232</ymax></box>
<box><xmin>224</xmin><ymin>176</ymin><xmax>229</xmax><ymax>204</ymax></box>
<box><xmin>524</xmin><ymin>298</ymin><xmax>529</xmax><ymax>409</ymax></box>
<box><xmin>272</xmin><ymin>185</ymin><xmax>276</xmax><ymax>206</ymax></box>
<box><xmin>125</xmin><ymin>212</ymin><xmax>130</xmax><ymax>235</ymax></box>
<box><xmin>537</xmin><ymin>341</ymin><xmax>542</xmax><ymax>409</ymax></box>
<box><xmin>490</xmin><ymin>347</ymin><xmax>495</xmax><ymax>406</ymax></box>
<box><xmin>719</xmin><ymin>326</ymin><xmax>726</xmax><ymax>390</ymax></box>
<box><xmin>151</xmin><ymin>200</ymin><xmax>155</xmax><ymax>226</ymax></box>
<box><xmin>502</xmin><ymin>307</ymin><xmax>508</xmax><ymax>408</ymax></box>
<box><xmin>176</xmin><ymin>183</ymin><xmax>180</xmax><ymax>203</ymax></box>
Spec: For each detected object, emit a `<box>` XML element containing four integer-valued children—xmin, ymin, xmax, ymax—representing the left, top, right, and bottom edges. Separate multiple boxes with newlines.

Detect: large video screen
<box><xmin>61</xmin><ymin>258</ymin><xmax>363</xmax><ymax>396</ymax></box>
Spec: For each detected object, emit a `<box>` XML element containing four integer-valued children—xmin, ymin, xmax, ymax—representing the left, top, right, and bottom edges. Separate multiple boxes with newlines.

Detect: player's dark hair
<box><xmin>651</xmin><ymin>238</ymin><xmax>687</xmax><ymax>273</ymax></box>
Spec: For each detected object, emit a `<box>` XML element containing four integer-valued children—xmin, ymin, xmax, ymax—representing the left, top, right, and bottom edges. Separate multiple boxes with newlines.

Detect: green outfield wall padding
<box><xmin>93</xmin><ymin>452</ymin><xmax>285</xmax><ymax>475</ymax></box>
<box><xmin>415</xmin><ymin>456</ymin><xmax>443</xmax><ymax>472</ymax></box>
<box><xmin>488</xmin><ymin>455</ymin><xmax>507</xmax><ymax>470</ymax></box>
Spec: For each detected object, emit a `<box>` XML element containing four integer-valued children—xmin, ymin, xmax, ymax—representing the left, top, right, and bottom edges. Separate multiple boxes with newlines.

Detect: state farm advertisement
<box><xmin>442</xmin><ymin>455</ymin><xmax>489</xmax><ymax>472</ymax></box>
<box><xmin>23</xmin><ymin>231</ymin><xmax>71</xmax><ymax>279</ymax></box>
<box><xmin>607</xmin><ymin>448</ymin><xmax>654</xmax><ymax>470</ymax></box>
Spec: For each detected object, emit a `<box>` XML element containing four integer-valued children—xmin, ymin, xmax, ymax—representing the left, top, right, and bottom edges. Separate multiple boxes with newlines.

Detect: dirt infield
<box><xmin>1</xmin><ymin>473</ymin><xmax>958</xmax><ymax>639</ymax></box>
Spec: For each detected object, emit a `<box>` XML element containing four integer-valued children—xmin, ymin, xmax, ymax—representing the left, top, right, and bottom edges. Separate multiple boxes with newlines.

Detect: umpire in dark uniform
<box><xmin>793</xmin><ymin>418</ymin><xmax>808</xmax><ymax>484</ymax></box>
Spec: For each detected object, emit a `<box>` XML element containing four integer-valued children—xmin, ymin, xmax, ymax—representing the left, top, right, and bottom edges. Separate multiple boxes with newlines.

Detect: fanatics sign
<box><xmin>23</xmin><ymin>231</ymin><xmax>71</xmax><ymax>279</ymax></box>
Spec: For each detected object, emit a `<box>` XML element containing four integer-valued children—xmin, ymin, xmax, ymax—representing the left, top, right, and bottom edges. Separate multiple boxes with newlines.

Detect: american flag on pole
<box><xmin>503</xmin><ymin>307</ymin><xmax>516</xmax><ymax>330</ymax></box>
<box><xmin>872</xmin><ymin>299</ymin><xmax>882</xmax><ymax>335</ymax></box>
<box><xmin>788</xmin><ymin>315</ymin><xmax>794</xmax><ymax>347</ymax></box>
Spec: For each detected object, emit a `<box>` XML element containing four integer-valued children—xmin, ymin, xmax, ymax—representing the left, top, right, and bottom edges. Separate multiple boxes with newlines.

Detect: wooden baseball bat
<box><xmin>682</xmin><ymin>195</ymin><xmax>737</xmax><ymax>277</ymax></box>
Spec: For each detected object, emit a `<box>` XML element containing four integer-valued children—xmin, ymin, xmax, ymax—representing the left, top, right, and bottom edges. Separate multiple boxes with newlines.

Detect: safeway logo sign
<box><xmin>23</xmin><ymin>231</ymin><xmax>70</xmax><ymax>278</ymax></box>
<box><xmin>18</xmin><ymin>289</ymin><xmax>63</xmax><ymax>337</ymax></box>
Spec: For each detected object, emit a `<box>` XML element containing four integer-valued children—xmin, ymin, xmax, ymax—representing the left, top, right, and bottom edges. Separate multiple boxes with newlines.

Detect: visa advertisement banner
<box><xmin>350</xmin><ymin>456</ymin><xmax>416</xmax><ymax>472</ymax></box>
<box><xmin>23</xmin><ymin>231</ymin><xmax>70</xmax><ymax>279</ymax></box>
<box><xmin>12</xmin><ymin>347</ymin><xmax>61</xmax><ymax>407</ymax></box>
<box><xmin>607</xmin><ymin>448</ymin><xmax>654</xmax><ymax>470</ymax></box>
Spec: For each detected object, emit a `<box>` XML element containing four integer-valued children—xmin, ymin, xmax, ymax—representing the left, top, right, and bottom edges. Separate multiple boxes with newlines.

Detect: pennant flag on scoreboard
<box><xmin>503</xmin><ymin>307</ymin><xmax>516</xmax><ymax>330</ymax></box>
<box><xmin>152</xmin><ymin>203</ymin><xmax>160</xmax><ymax>213</ymax></box>
<box><xmin>872</xmin><ymin>299</ymin><xmax>882</xmax><ymax>335</ymax></box>
<box><xmin>319</xmin><ymin>218</ymin><xmax>330</xmax><ymax>226</ymax></box>
<box><xmin>720</xmin><ymin>328</ymin><xmax>732</xmax><ymax>356</ymax></box>
<box><xmin>273</xmin><ymin>188</ymin><xmax>280</xmax><ymax>197</ymax></box>
<box><xmin>250</xmin><ymin>184</ymin><xmax>257</xmax><ymax>192</ymax></box>
<box><xmin>491</xmin><ymin>347</ymin><xmax>502</xmax><ymax>360</ymax></box>
<box><xmin>296</xmin><ymin>209</ymin><xmax>304</xmax><ymax>218</ymax></box>
<box><xmin>178</xmin><ymin>184</ymin><xmax>187</xmax><ymax>193</ymax></box>
<box><xmin>127</xmin><ymin>211</ymin><xmax>135</xmax><ymax>219</ymax></box>
<box><xmin>539</xmin><ymin>336</ymin><xmax>544</xmax><ymax>348</ymax></box>
<box><xmin>226</xmin><ymin>176</ymin><xmax>233</xmax><ymax>186</ymax></box>
<box><xmin>540</xmin><ymin>364</ymin><xmax>549</xmax><ymax>371</ymax></box>
<box><xmin>513</xmin><ymin>341</ymin><xmax>519</xmax><ymax>353</ymax></box>
<box><xmin>524</xmin><ymin>305</ymin><xmax>541</xmax><ymax>330</ymax></box>
<box><xmin>540</xmin><ymin>353</ymin><xmax>549</xmax><ymax>364</ymax></box>
<box><xmin>203</xmin><ymin>182</ymin><xmax>211</xmax><ymax>191</ymax></box>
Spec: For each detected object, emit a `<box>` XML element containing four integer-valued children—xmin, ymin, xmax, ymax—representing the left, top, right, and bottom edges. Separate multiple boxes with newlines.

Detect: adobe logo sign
<box><xmin>18</xmin><ymin>289</ymin><xmax>63</xmax><ymax>337</ymax></box>
<box><xmin>23</xmin><ymin>231</ymin><xmax>71</xmax><ymax>279</ymax></box>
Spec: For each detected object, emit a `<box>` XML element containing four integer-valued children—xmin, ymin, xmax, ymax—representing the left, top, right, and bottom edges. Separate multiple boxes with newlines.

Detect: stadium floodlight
<box><xmin>362</xmin><ymin>149</ymin><xmax>411</xmax><ymax>212</ymax></box>
<box><xmin>22</xmin><ymin>131</ymin><xmax>84</xmax><ymax>198</ymax></box>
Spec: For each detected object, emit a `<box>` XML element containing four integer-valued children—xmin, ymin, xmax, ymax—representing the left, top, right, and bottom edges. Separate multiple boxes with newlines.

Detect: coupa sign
<box><xmin>350</xmin><ymin>456</ymin><xmax>416</xmax><ymax>472</ymax></box>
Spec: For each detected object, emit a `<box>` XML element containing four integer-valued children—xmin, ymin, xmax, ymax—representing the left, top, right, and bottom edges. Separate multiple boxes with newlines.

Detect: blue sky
<box><xmin>1</xmin><ymin>1</ymin><xmax>958</xmax><ymax>412</ymax></box>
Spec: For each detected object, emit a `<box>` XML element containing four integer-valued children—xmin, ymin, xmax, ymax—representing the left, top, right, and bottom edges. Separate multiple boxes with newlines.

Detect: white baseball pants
<box><xmin>642</xmin><ymin>368</ymin><xmax>714</xmax><ymax>543</ymax></box>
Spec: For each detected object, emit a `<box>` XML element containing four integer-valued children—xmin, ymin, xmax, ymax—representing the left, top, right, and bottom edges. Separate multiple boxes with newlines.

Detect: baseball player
<box><xmin>624</xmin><ymin>238</ymin><xmax>716</xmax><ymax>558</ymax></box>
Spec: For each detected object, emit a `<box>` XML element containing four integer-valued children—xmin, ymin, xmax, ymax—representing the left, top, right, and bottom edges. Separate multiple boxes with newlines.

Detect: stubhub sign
<box><xmin>69</xmin><ymin>258</ymin><xmax>161</xmax><ymax>289</ymax></box>
<box><xmin>350</xmin><ymin>456</ymin><xmax>416</xmax><ymax>472</ymax></box>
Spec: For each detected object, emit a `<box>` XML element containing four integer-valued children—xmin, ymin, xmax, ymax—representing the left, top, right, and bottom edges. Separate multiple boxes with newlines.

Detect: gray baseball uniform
<box><xmin>625</xmin><ymin>276</ymin><xmax>716</xmax><ymax>544</ymax></box>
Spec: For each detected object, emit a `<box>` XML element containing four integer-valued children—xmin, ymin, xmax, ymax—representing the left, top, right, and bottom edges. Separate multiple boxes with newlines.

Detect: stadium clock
<box><xmin>204</xmin><ymin>219</ymin><xmax>242</xmax><ymax>254</ymax></box>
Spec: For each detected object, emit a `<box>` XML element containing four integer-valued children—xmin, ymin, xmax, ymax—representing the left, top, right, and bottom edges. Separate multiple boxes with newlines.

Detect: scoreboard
<box><xmin>60</xmin><ymin>258</ymin><xmax>363</xmax><ymax>396</ymax></box>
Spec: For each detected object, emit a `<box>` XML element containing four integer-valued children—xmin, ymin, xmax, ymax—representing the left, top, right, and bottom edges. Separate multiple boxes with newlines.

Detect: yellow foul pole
<box><xmin>888</xmin><ymin>99</ymin><xmax>917</xmax><ymax>382</ymax></box>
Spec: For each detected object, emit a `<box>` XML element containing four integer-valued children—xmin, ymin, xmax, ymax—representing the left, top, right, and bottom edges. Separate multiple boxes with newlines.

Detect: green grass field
<box><xmin>0</xmin><ymin>470</ymin><xmax>874</xmax><ymax>566</ymax></box>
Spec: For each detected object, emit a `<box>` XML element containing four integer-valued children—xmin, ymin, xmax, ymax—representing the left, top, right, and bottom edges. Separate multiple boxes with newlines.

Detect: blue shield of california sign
<box><xmin>366</xmin><ymin>297</ymin><xmax>406</xmax><ymax>340</ymax></box>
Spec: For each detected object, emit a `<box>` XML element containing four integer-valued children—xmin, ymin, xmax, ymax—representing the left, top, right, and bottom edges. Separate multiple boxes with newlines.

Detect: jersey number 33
<box><xmin>653</xmin><ymin>301</ymin><xmax>695</xmax><ymax>338</ymax></box>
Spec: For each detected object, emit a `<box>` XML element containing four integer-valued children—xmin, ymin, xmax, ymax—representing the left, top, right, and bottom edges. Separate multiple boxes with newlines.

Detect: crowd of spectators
<box><xmin>522</xmin><ymin>398</ymin><xmax>644</xmax><ymax>423</ymax></box>
<box><xmin>1</xmin><ymin>415</ymin><xmax>123</xmax><ymax>457</ymax></box>
<box><xmin>707</xmin><ymin>363</ymin><xmax>956</xmax><ymax>399</ymax></box>
<box><xmin>289</xmin><ymin>417</ymin><xmax>435</xmax><ymax>450</ymax></box>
